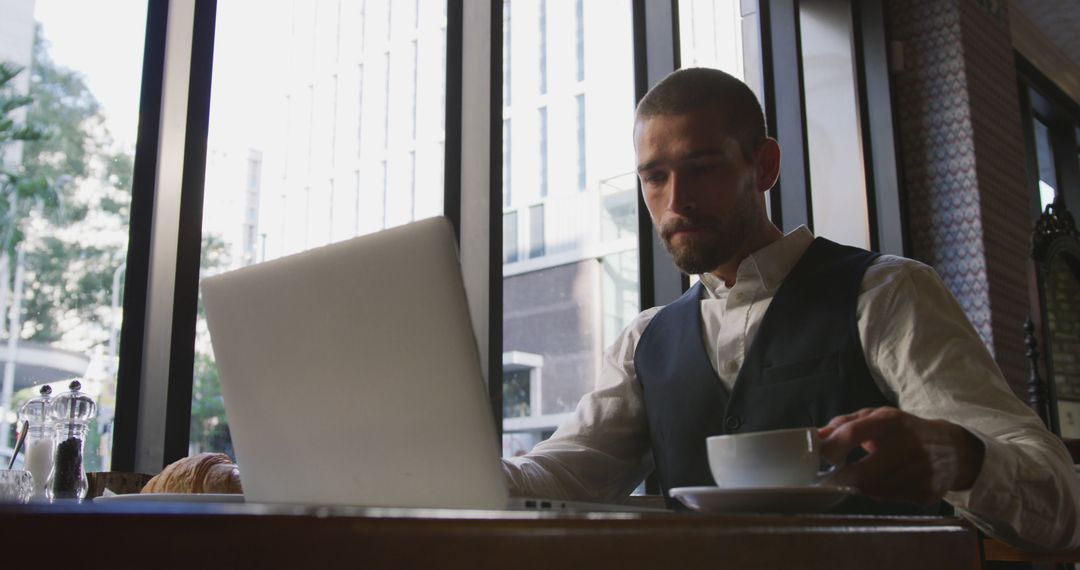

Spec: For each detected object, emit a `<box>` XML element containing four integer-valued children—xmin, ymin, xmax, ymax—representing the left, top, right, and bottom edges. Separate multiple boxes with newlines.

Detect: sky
<box><xmin>28</xmin><ymin>0</ymin><xmax>282</xmax><ymax>155</ymax></box>
<box><xmin>32</xmin><ymin>0</ymin><xmax>148</xmax><ymax>150</ymax></box>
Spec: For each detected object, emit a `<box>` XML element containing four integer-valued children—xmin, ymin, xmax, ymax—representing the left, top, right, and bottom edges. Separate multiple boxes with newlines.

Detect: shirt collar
<box><xmin>698</xmin><ymin>226</ymin><xmax>815</xmax><ymax>294</ymax></box>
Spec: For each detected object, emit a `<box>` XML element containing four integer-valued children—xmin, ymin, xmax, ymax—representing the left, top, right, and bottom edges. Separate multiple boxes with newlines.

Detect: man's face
<box><xmin>634</xmin><ymin>106</ymin><xmax>769</xmax><ymax>275</ymax></box>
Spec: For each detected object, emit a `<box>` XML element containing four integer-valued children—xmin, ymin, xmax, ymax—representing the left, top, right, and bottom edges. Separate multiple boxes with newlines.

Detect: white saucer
<box><xmin>93</xmin><ymin>493</ymin><xmax>245</xmax><ymax>504</ymax></box>
<box><xmin>669</xmin><ymin>485</ymin><xmax>858</xmax><ymax>514</ymax></box>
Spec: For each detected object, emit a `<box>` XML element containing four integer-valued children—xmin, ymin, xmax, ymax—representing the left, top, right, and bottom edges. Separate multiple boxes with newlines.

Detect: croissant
<box><xmin>141</xmin><ymin>452</ymin><xmax>243</xmax><ymax>494</ymax></box>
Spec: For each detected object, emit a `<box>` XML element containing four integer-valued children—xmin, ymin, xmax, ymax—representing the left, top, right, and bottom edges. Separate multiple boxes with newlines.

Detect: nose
<box><xmin>667</xmin><ymin>172</ymin><xmax>696</xmax><ymax>215</ymax></box>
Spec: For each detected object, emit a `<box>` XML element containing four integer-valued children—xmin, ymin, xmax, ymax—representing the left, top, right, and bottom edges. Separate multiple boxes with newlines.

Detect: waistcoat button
<box><xmin>725</xmin><ymin>415</ymin><xmax>742</xmax><ymax>431</ymax></box>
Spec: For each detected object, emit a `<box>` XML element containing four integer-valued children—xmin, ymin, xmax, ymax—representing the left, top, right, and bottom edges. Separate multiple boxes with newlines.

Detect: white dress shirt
<box><xmin>502</xmin><ymin>226</ymin><xmax>1080</xmax><ymax>551</ymax></box>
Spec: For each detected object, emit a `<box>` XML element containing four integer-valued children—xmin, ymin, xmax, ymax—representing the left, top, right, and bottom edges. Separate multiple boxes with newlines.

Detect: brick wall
<box><xmin>887</xmin><ymin>0</ymin><xmax>1032</xmax><ymax>395</ymax></box>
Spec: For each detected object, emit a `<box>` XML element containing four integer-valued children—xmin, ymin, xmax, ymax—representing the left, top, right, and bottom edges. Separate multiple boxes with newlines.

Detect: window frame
<box><xmin>107</xmin><ymin>0</ymin><xmax>909</xmax><ymax>471</ymax></box>
<box><xmin>1017</xmin><ymin>55</ymin><xmax>1080</xmax><ymax>219</ymax></box>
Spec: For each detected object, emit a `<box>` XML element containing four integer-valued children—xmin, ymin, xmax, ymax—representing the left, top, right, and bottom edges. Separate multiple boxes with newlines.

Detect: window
<box><xmin>0</xmin><ymin>0</ymin><xmax>146</xmax><ymax>470</ymax></box>
<box><xmin>1034</xmin><ymin>117</ymin><xmax>1059</xmax><ymax>210</ymax></box>
<box><xmin>501</xmin><ymin>351</ymin><xmax>545</xmax><ymax>457</ymax></box>
<box><xmin>243</xmin><ymin>151</ymin><xmax>263</xmax><ymax>265</ymax></box>
<box><xmin>503</xmin><ymin>211</ymin><xmax>519</xmax><ymax>264</ymax></box>
<box><xmin>410</xmin><ymin>40</ymin><xmax>419</xmax><ymax>141</ymax></box>
<box><xmin>538</xmin><ymin>106</ymin><xmax>548</xmax><ymax>198</ymax></box>
<box><xmin>538</xmin><ymin>0</ymin><xmax>548</xmax><ymax>95</ymax></box>
<box><xmin>503</xmin><ymin>368</ymin><xmax>531</xmax><ymax>418</ymax></box>
<box><xmin>357</xmin><ymin>64</ymin><xmax>365</xmax><ymax>157</ymax></box>
<box><xmin>679</xmin><ymin>0</ymin><xmax>746</xmax><ymax>77</ymax></box>
<box><xmin>679</xmin><ymin>0</ymin><xmax>894</xmax><ymax>253</ymax></box>
<box><xmin>1023</xmin><ymin>78</ymin><xmax>1080</xmax><ymax>218</ymax></box>
<box><xmin>408</xmin><ymin>150</ymin><xmax>416</xmax><ymax>219</ymax></box>
<box><xmin>380</xmin><ymin>159</ymin><xmax>389</xmax><ymax>229</ymax></box>
<box><xmin>574</xmin><ymin>0</ymin><xmax>585</xmax><ymax>82</ymax></box>
<box><xmin>800</xmin><ymin>0</ymin><xmax>871</xmax><ymax>249</ymax></box>
<box><xmin>576</xmin><ymin>94</ymin><xmax>586</xmax><ymax>191</ymax></box>
<box><xmin>20</xmin><ymin>0</ymin><xmax>813</xmax><ymax>473</ymax></box>
<box><xmin>501</xmin><ymin>0</ymin><xmax>637</xmax><ymax>458</ymax></box>
<box><xmin>529</xmin><ymin>204</ymin><xmax>545</xmax><ymax>259</ymax></box>
<box><xmin>192</xmin><ymin>0</ymin><xmax>447</xmax><ymax>455</ymax></box>
<box><xmin>503</xmin><ymin>118</ymin><xmax>512</xmax><ymax>206</ymax></box>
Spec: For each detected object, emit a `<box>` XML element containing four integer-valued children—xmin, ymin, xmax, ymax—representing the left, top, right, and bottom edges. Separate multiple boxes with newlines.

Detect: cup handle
<box><xmin>813</xmin><ymin>458</ymin><xmax>848</xmax><ymax>487</ymax></box>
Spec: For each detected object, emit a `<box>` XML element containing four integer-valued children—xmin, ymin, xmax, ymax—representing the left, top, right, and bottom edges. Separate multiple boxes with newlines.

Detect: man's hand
<box><xmin>818</xmin><ymin>407</ymin><xmax>986</xmax><ymax>505</ymax></box>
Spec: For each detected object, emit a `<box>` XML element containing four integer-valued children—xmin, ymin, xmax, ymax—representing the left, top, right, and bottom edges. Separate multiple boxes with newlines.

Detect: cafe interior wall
<box><xmin>886</xmin><ymin>0</ymin><xmax>1039</xmax><ymax>398</ymax></box>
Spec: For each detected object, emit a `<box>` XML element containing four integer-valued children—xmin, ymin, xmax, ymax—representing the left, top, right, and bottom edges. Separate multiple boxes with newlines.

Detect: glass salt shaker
<box><xmin>45</xmin><ymin>380</ymin><xmax>96</xmax><ymax>502</ymax></box>
<box><xmin>17</xmin><ymin>385</ymin><xmax>54</xmax><ymax>500</ymax></box>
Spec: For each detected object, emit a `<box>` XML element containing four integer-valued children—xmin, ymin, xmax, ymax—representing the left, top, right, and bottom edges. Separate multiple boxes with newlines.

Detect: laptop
<box><xmin>202</xmin><ymin>216</ymin><xmax>663</xmax><ymax>512</ymax></box>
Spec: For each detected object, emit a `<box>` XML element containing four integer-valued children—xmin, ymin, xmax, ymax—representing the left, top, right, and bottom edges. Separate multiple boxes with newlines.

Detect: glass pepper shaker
<box><xmin>45</xmin><ymin>380</ymin><xmax>96</xmax><ymax>502</ymax></box>
<box><xmin>17</xmin><ymin>385</ymin><xmax>54</xmax><ymax>500</ymax></box>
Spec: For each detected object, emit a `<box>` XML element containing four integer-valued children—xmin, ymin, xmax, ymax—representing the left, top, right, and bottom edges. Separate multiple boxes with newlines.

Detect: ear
<box><xmin>754</xmin><ymin>138</ymin><xmax>781</xmax><ymax>193</ymax></box>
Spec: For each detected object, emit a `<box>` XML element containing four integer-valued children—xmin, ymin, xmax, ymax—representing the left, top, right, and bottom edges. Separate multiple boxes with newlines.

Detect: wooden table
<box><xmin>983</xmin><ymin>537</ymin><xmax>1080</xmax><ymax>564</ymax></box>
<box><xmin>0</xmin><ymin>502</ymin><xmax>979</xmax><ymax>569</ymax></box>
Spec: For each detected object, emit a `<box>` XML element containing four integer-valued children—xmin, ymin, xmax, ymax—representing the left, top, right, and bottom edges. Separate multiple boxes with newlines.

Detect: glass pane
<box><xmin>678</xmin><ymin>0</ymin><xmax>747</xmax><ymax>78</ymax></box>
<box><xmin>0</xmin><ymin>1</ymin><xmax>145</xmax><ymax>470</ymax></box>
<box><xmin>503</xmin><ymin>211</ymin><xmax>518</xmax><ymax>264</ymax></box>
<box><xmin>1033</xmin><ymin>117</ymin><xmax>1058</xmax><ymax>212</ymax></box>
<box><xmin>800</xmin><ymin>0</ymin><xmax>870</xmax><ymax>249</ymax></box>
<box><xmin>193</xmin><ymin>0</ymin><xmax>447</xmax><ymax>456</ymax></box>
<box><xmin>677</xmin><ymin>0</ymin><xmax>767</xmax><ymax>223</ymax></box>
<box><xmin>528</xmin><ymin>204</ymin><xmax>545</xmax><ymax>259</ymax></box>
<box><xmin>501</xmin><ymin>0</ymin><xmax>638</xmax><ymax>458</ymax></box>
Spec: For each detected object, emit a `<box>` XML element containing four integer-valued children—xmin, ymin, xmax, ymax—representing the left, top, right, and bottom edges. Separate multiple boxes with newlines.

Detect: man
<box><xmin>501</xmin><ymin>67</ymin><xmax>1080</xmax><ymax>551</ymax></box>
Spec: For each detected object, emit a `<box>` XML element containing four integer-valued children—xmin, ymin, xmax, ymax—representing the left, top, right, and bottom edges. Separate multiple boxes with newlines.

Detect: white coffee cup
<box><xmin>706</xmin><ymin>427</ymin><xmax>830</xmax><ymax>489</ymax></box>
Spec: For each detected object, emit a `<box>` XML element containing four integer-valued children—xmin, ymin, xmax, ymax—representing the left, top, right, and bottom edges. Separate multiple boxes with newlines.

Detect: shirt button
<box><xmin>726</xmin><ymin>360</ymin><xmax>739</xmax><ymax>373</ymax></box>
<box><xmin>725</xmin><ymin>416</ymin><xmax>742</xmax><ymax>431</ymax></box>
<box><xmin>735</xmin><ymin>292</ymin><xmax>747</xmax><ymax>302</ymax></box>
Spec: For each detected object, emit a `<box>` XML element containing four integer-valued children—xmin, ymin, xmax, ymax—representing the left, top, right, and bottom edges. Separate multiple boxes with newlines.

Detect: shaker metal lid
<box><xmin>18</xmin><ymin>384</ymin><xmax>53</xmax><ymax>425</ymax></box>
<box><xmin>49</xmin><ymin>379</ymin><xmax>96</xmax><ymax>422</ymax></box>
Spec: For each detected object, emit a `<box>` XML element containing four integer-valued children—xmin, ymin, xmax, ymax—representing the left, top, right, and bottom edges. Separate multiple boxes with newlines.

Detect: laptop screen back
<box><xmin>201</xmin><ymin>217</ymin><xmax>508</xmax><ymax>508</ymax></box>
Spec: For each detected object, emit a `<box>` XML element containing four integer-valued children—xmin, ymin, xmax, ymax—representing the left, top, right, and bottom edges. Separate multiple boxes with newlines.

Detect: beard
<box><xmin>657</xmin><ymin>184</ymin><xmax>761</xmax><ymax>275</ymax></box>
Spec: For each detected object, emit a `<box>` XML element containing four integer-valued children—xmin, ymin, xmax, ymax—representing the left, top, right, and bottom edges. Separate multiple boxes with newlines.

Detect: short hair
<box><xmin>635</xmin><ymin>67</ymin><xmax>767</xmax><ymax>161</ymax></box>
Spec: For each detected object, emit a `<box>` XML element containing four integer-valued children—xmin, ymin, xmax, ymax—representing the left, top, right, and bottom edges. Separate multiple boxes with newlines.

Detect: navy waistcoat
<box><xmin>634</xmin><ymin>238</ymin><xmax>899</xmax><ymax>509</ymax></box>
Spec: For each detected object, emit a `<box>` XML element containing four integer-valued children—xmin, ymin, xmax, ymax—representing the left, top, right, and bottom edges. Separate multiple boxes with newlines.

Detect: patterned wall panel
<box><xmin>887</xmin><ymin>0</ymin><xmax>1031</xmax><ymax>393</ymax></box>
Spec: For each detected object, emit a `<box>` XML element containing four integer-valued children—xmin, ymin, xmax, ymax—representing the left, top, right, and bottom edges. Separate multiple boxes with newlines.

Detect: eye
<box><xmin>640</xmin><ymin>172</ymin><xmax>667</xmax><ymax>186</ymax></box>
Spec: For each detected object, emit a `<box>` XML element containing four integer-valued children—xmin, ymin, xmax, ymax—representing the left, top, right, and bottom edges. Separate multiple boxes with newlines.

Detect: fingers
<box><xmin>818</xmin><ymin>409</ymin><xmax>963</xmax><ymax>505</ymax></box>
<box><xmin>819</xmin><ymin>407</ymin><xmax>903</xmax><ymax>465</ymax></box>
<box><xmin>817</xmin><ymin>408</ymin><xmax>878</xmax><ymax>439</ymax></box>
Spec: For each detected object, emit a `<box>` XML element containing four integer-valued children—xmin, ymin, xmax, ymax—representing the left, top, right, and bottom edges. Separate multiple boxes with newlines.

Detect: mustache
<box><xmin>659</xmin><ymin>216</ymin><xmax>718</xmax><ymax>241</ymax></box>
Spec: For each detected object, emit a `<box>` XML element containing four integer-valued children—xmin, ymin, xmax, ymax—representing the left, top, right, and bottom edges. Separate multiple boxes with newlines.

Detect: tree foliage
<box><xmin>13</xmin><ymin>26</ymin><xmax>134</xmax><ymax>349</ymax></box>
<box><xmin>190</xmin><ymin>234</ymin><xmax>232</xmax><ymax>455</ymax></box>
<box><xmin>0</xmin><ymin>26</ymin><xmax>136</xmax><ymax>469</ymax></box>
<box><xmin>0</xmin><ymin>60</ymin><xmax>57</xmax><ymax>262</ymax></box>
<box><xmin>190</xmin><ymin>350</ymin><xmax>233</xmax><ymax>458</ymax></box>
<box><xmin>5</xmin><ymin>27</ymin><xmax>237</xmax><ymax>458</ymax></box>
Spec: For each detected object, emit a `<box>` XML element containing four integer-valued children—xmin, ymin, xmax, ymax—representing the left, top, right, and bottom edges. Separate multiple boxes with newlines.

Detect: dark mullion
<box><xmin>112</xmin><ymin>0</ymin><xmax>170</xmax><ymax>472</ymax></box>
<box><xmin>632</xmin><ymin>0</ymin><xmax>684</xmax><ymax>498</ymax></box>
<box><xmin>853</xmin><ymin>0</ymin><xmax>907</xmax><ymax>256</ymax></box>
<box><xmin>1050</xmin><ymin>119</ymin><xmax>1080</xmax><ymax>212</ymax></box>
<box><xmin>163</xmin><ymin>0</ymin><xmax>218</xmax><ymax>466</ymax></box>
<box><xmin>633</xmin><ymin>0</ymin><xmax>686</xmax><ymax>313</ymax></box>
<box><xmin>1016</xmin><ymin>56</ymin><xmax>1080</xmax><ymax>213</ymax></box>
<box><xmin>487</xmin><ymin>0</ymin><xmax>504</xmax><ymax>444</ymax></box>
<box><xmin>759</xmin><ymin>0</ymin><xmax>812</xmax><ymax>232</ymax></box>
<box><xmin>444</xmin><ymin>0</ymin><xmax>463</xmax><ymax>243</ymax></box>
<box><xmin>1017</xmin><ymin>83</ymin><xmax>1043</xmax><ymax>220</ymax></box>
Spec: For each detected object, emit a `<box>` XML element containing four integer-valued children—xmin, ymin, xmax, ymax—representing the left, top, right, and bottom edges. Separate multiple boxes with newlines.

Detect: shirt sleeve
<box><xmin>860</xmin><ymin>258</ymin><xmax>1080</xmax><ymax>551</ymax></box>
<box><xmin>500</xmin><ymin>309</ymin><xmax>658</xmax><ymax>503</ymax></box>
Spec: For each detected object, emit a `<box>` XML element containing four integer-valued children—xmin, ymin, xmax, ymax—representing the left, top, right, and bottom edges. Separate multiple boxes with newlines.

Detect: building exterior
<box><xmin>201</xmin><ymin>0</ymin><xmax>648</xmax><ymax>458</ymax></box>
